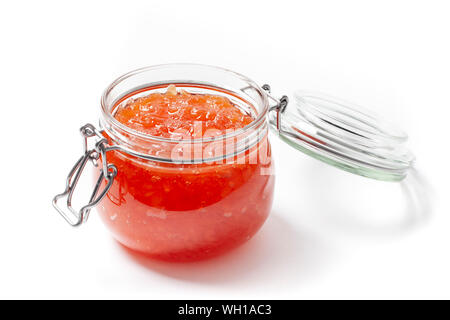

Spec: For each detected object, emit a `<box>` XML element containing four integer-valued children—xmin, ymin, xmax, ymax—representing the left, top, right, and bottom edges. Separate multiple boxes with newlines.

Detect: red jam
<box><xmin>114</xmin><ymin>85</ymin><xmax>254</xmax><ymax>138</ymax></box>
<box><xmin>98</xmin><ymin>85</ymin><xmax>274</xmax><ymax>261</ymax></box>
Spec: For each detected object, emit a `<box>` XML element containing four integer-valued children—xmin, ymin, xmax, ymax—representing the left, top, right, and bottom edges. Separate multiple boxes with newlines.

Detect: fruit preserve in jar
<box><xmin>99</xmin><ymin>84</ymin><xmax>274</xmax><ymax>261</ymax></box>
<box><xmin>54</xmin><ymin>64</ymin><xmax>276</xmax><ymax>261</ymax></box>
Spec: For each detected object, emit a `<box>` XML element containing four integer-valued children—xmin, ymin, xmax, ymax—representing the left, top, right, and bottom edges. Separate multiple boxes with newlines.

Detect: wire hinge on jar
<box><xmin>52</xmin><ymin>124</ymin><xmax>117</xmax><ymax>227</ymax></box>
<box><xmin>263</xmin><ymin>84</ymin><xmax>289</xmax><ymax>132</ymax></box>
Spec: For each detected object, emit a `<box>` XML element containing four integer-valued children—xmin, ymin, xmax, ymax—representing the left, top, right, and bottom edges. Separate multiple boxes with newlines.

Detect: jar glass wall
<box><xmin>97</xmin><ymin>64</ymin><xmax>275</xmax><ymax>261</ymax></box>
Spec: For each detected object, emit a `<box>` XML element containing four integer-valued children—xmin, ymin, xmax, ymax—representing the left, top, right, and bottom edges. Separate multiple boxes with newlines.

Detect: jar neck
<box><xmin>100</xmin><ymin>112</ymin><xmax>269</xmax><ymax>164</ymax></box>
<box><xmin>99</xmin><ymin>65</ymin><xmax>270</xmax><ymax>164</ymax></box>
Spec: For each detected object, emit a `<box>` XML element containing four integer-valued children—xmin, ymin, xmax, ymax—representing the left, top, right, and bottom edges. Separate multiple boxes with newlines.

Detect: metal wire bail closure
<box><xmin>52</xmin><ymin>124</ymin><xmax>117</xmax><ymax>226</ymax></box>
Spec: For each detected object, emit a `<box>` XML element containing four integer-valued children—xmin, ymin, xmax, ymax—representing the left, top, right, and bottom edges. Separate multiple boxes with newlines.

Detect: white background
<box><xmin>0</xmin><ymin>0</ymin><xmax>449</xmax><ymax>299</ymax></box>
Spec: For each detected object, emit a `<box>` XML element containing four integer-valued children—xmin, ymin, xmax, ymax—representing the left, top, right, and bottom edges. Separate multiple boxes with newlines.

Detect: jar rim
<box><xmin>100</xmin><ymin>63</ymin><xmax>269</xmax><ymax>144</ymax></box>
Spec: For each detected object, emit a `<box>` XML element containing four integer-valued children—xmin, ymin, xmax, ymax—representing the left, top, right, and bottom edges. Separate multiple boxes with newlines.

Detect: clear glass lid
<box><xmin>268</xmin><ymin>91</ymin><xmax>415</xmax><ymax>181</ymax></box>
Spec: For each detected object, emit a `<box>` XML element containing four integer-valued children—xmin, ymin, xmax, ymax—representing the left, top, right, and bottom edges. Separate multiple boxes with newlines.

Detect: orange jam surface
<box><xmin>114</xmin><ymin>85</ymin><xmax>254</xmax><ymax>138</ymax></box>
<box><xmin>99</xmin><ymin>85</ymin><xmax>274</xmax><ymax>261</ymax></box>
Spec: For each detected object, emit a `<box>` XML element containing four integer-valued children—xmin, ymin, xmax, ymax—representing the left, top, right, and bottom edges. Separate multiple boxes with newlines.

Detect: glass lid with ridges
<box><xmin>268</xmin><ymin>90</ymin><xmax>415</xmax><ymax>181</ymax></box>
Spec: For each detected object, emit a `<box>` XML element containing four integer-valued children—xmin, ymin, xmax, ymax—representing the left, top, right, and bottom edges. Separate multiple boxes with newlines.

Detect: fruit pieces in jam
<box><xmin>97</xmin><ymin>85</ymin><xmax>274</xmax><ymax>261</ymax></box>
<box><xmin>114</xmin><ymin>84</ymin><xmax>254</xmax><ymax>139</ymax></box>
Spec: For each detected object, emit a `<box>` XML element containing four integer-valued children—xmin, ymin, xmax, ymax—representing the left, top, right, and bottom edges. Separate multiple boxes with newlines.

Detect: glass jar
<box><xmin>53</xmin><ymin>63</ymin><xmax>414</xmax><ymax>262</ymax></box>
<box><xmin>55</xmin><ymin>64</ymin><xmax>276</xmax><ymax>261</ymax></box>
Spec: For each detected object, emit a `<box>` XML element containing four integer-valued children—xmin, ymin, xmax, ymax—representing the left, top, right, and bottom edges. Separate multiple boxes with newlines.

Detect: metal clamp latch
<box><xmin>263</xmin><ymin>84</ymin><xmax>289</xmax><ymax>132</ymax></box>
<box><xmin>52</xmin><ymin>124</ymin><xmax>117</xmax><ymax>227</ymax></box>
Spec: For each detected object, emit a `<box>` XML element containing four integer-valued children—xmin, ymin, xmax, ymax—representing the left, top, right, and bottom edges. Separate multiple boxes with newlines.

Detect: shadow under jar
<box><xmin>97</xmin><ymin>65</ymin><xmax>275</xmax><ymax>261</ymax></box>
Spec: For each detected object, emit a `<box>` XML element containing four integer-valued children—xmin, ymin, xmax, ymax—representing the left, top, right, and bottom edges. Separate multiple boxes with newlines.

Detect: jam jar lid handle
<box><xmin>52</xmin><ymin>124</ymin><xmax>117</xmax><ymax>227</ymax></box>
<box><xmin>265</xmin><ymin>85</ymin><xmax>415</xmax><ymax>182</ymax></box>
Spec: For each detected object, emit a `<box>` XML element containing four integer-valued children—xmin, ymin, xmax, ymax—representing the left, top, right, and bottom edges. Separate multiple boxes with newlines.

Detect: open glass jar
<box><xmin>53</xmin><ymin>64</ymin><xmax>414</xmax><ymax>261</ymax></box>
